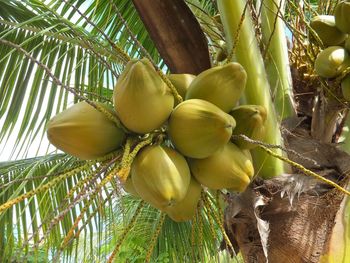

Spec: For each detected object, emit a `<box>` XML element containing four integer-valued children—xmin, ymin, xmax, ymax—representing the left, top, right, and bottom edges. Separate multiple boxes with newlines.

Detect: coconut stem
<box><xmin>207</xmin><ymin>204</ymin><xmax>218</xmax><ymax>242</ymax></box>
<box><xmin>217</xmin><ymin>0</ymin><xmax>286</xmax><ymax>178</ymax></box>
<box><xmin>191</xmin><ymin>214</ymin><xmax>197</xmax><ymax>260</ymax></box>
<box><xmin>259</xmin><ymin>145</ymin><xmax>350</xmax><ymax>196</ymax></box>
<box><xmin>202</xmin><ymin>192</ymin><xmax>235</xmax><ymax>256</ymax></box>
<box><xmin>59</xmin><ymin>164</ymin><xmax>121</xmax><ymax>250</ymax></box>
<box><xmin>196</xmin><ymin>201</ymin><xmax>205</xmax><ymax>263</ymax></box>
<box><xmin>118</xmin><ymin>134</ymin><xmax>154</xmax><ymax>182</ymax></box>
<box><xmin>0</xmin><ymin>163</ymin><xmax>90</xmax><ymax>213</ymax></box>
<box><xmin>145</xmin><ymin>212</ymin><xmax>166</xmax><ymax>262</ymax></box>
<box><xmin>260</xmin><ymin>0</ymin><xmax>296</xmax><ymax>119</ymax></box>
<box><xmin>157</xmin><ymin>69</ymin><xmax>184</xmax><ymax>103</ymax></box>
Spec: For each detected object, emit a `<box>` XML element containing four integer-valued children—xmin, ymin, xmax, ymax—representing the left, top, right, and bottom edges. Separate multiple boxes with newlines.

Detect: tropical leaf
<box><xmin>0</xmin><ymin>0</ymin><xmax>128</xmax><ymax>159</ymax></box>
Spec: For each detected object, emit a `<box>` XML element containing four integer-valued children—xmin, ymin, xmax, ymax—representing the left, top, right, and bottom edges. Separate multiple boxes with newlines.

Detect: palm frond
<box><xmin>0</xmin><ymin>0</ymin><xmax>130</xmax><ymax>159</ymax></box>
<box><xmin>0</xmin><ymin>150</ymin><xmax>125</xmax><ymax>261</ymax></box>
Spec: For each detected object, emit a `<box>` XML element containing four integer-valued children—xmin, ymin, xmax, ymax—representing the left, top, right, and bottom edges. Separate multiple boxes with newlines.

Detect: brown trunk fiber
<box><xmin>132</xmin><ymin>0</ymin><xmax>211</xmax><ymax>74</ymax></box>
<box><xmin>223</xmin><ymin>120</ymin><xmax>350</xmax><ymax>263</ymax></box>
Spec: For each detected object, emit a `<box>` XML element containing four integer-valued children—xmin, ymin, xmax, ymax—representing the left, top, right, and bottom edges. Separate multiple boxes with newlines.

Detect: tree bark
<box><xmin>223</xmin><ymin>120</ymin><xmax>350</xmax><ymax>263</ymax></box>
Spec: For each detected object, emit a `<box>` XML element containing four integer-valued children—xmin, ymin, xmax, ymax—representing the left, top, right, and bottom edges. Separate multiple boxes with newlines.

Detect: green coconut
<box><xmin>114</xmin><ymin>58</ymin><xmax>174</xmax><ymax>134</ymax></box>
<box><xmin>189</xmin><ymin>142</ymin><xmax>254</xmax><ymax>191</ymax></box>
<box><xmin>47</xmin><ymin>101</ymin><xmax>125</xmax><ymax>160</ymax></box>
<box><xmin>310</xmin><ymin>15</ymin><xmax>347</xmax><ymax>46</ymax></box>
<box><xmin>230</xmin><ymin>105</ymin><xmax>267</xmax><ymax>149</ymax></box>
<box><xmin>314</xmin><ymin>46</ymin><xmax>350</xmax><ymax>78</ymax></box>
<box><xmin>122</xmin><ymin>176</ymin><xmax>139</xmax><ymax>197</ymax></box>
<box><xmin>335</xmin><ymin>1</ymin><xmax>350</xmax><ymax>33</ymax></box>
<box><xmin>131</xmin><ymin>145</ymin><xmax>191</xmax><ymax>210</ymax></box>
<box><xmin>165</xmin><ymin>177</ymin><xmax>202</xmax><ymax>222</ymax></box>
<box><xmin>185</xmin><ymin>63</ymin><xmax>247</xmax><ymax>112</ymax></box>
<box><xmin>168</xmin><ymin>99</ymin><xmax>236</xmax><ymax>159</ymax></box>
<box><xmin>167</xmin><ymin>73</ymin><xmax>196</xmax><ymax>101</ymax></box>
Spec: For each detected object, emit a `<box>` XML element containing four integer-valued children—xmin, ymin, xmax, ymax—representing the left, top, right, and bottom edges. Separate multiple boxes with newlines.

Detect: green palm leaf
<box><xmin>0</xmin><ymin>0</ymin><xmax>127</xmax><ymax>159</ymax></box>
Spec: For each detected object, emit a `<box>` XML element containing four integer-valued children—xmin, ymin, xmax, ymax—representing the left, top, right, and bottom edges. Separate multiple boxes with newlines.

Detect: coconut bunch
<box><xmin>310</xmin><ymin>1</ymin><xmax>350</xmax><ymax>100</ymax></box>
<box><xmin>46</xmin><ymin>57</ymin><xmax>268</xmax><ymax>222</ymax></box>
<box><xmin>112</xmin><ymin>58</ymin><xmax>268</xmax><ymax>222</ymax></box>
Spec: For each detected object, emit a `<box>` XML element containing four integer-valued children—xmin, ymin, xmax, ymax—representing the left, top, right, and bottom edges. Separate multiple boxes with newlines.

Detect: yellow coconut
<box><xmin>131</xmin><ymin>145</ymin><xmax>191</xmax><ymax>210</ymax></box>
<box><xmin>114</xmin><ymin>58</ymin><xmax>174</xmax><ymax>134</ymax></box>
<box><xmin>122</xmin><ymin>176</ymin><xmax>139</xmax><ymax>197</ymax></box>
<box><xmin>310</xmin><ymin>15</ymin><xmax>347</xmax><ymax>46</ymax></box>
<box><xmin>47</xmin><ymin>101</ymin><xmax>125</xmax><ymax>160</ymax></box>
<box><xmin>189</xmin><ymin>142</ymin><xmax>254</xmax><ymax>191</ymax></box>
<box><xmin>168</xmin><ymin>99</ymin><xmax>236</xmax><ymax>159</ymax></box>
<box><xmin>314</xmin><ymin>46</ymin><xmax>350</xmax><ymax>78</ymax></box>
<box><xmin>165</xmin><ymin>177</ymin><xmax>202</xmax><ymax>222</ymax></box>
<box><xmin>335</xmin><ymin>1</ymin><xmax>350</xmax><ymax>33</ymax></box>
<box><xmin>230</xmin><ymin>105</ymin><xmax>267</xmax><ymax>149</ymax></box>
<box><xmin>167</xmin><ymin>73</ymin><xmax>196</xmax><ymax>101</ymax></box>
<box><xmin>185</xmin><ymin>62</ymin><xmax>247</xmax><ymax>112</ymax></box>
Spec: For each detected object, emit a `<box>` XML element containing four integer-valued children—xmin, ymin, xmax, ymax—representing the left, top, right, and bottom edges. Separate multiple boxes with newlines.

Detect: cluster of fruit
<box><xmin>47</xmin><ymin>58</ymin><xmax>267</xmax><ymax>222</ymax></box>
<box><xmin>311</xmin><ymin>1</ymin><xmax>350</xmax><ymax>99</ymax></box>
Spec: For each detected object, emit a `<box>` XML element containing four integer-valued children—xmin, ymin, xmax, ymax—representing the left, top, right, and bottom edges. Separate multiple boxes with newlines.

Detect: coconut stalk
<box><xmin>217</xmin><ymin>0</ymin><xmax>286</xmax><ymax>178</ymax></box>
<box><xmin>260</xmin><ymin>0</ymin><xmax>296</xmax><ymax>119</ymax></box>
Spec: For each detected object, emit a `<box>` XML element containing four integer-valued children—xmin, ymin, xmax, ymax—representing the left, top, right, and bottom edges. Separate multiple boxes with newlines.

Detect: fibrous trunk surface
<box><xmin>224</xmin><ymin>120</ymin><xmax>350</xmax><ymax>263</ymax></box>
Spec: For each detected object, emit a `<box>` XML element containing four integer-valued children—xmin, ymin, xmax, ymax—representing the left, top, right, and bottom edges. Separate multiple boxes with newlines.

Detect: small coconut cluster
<box><xmin>311</xmin><ymin>1</ymin><xmax>350</xmax><ymax>100</ymax></box>
<box><xmin>46</xmin><ymin>58</ymin><xmax>267</xmax><ymax>222</ymax></box>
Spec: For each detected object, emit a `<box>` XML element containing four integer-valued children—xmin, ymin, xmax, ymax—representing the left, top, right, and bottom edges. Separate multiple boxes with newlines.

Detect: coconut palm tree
<box><xmin>1</xmin><ymin>0</ymin><xmax>350</xmax><ymax>262</ymax></box>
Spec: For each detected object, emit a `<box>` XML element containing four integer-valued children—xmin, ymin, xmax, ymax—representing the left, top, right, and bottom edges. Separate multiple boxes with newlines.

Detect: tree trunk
<box><xmin>132</xmin><ymin>0</ymin><xmax>211</xmax><ymax>74</ymax></box>
<box><xmin>223</xmin><ymin>120</ymin><xmax>350</xmax><ymax>263</ymax></box>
